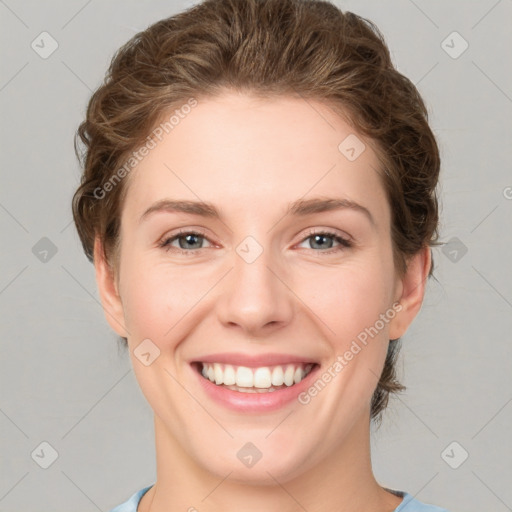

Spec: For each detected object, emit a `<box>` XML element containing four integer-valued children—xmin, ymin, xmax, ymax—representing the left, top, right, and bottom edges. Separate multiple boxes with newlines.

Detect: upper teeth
<box><xmin>201</xmin><ymin>363</ymin><xmax>314</xmax><ymax>388</ymax></box>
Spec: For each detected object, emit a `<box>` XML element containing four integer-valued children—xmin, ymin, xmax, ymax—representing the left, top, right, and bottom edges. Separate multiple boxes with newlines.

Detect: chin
<box><xmin>195</xmin><ymin>439</ymin><xmax>317</xmax><ymax>486</ymax></box>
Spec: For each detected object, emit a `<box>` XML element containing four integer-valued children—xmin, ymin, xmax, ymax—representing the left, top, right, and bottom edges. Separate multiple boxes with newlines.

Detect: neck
<box><xmin>139</xmin><ymin>411</ymin><xmax>402</xmax><ymax>512</ymax></box>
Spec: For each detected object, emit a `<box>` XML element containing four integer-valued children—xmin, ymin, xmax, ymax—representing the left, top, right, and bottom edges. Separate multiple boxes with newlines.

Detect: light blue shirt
<box><xmin>108</xmin><ymin>484</ymin><xmax>451</xmax><ymax>511</ymax></box>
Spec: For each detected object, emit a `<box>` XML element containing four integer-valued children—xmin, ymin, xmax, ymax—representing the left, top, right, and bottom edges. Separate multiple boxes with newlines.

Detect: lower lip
<box><xmin>192</xmin><ymin>363</ymin><xmax>320</xmax><ymax>413</ymax></box>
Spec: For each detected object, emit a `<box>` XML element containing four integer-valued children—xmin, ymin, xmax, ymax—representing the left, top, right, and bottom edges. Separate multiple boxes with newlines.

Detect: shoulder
<box><xmin>108</xmin><ymin>485</ymin><xmax>154</xmax><ymax>512</ymax></box>
<box><xmin>394</xmin><ymin>491</ymin><xmax>451</xmax><ymax>512</ymax></box>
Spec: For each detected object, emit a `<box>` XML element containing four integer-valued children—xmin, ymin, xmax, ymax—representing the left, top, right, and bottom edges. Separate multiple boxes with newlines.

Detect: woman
<box><xmin>72</xmin><ymin>0</ymin><xmax>449</xmax><ymax>510</ymax></box>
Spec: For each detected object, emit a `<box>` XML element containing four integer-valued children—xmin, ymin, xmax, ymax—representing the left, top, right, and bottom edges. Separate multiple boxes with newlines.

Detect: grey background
<box><xmin>0</xmin><ymin>0</ymin><xmax>511</xmax><ymax>511</ymax></box>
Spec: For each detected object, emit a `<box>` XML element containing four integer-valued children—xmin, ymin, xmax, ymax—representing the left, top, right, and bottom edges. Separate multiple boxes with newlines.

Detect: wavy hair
<box><xmin>72</xmin><ymin>0</ymin><xmax>440</xmax><ymax>425</ymax></box>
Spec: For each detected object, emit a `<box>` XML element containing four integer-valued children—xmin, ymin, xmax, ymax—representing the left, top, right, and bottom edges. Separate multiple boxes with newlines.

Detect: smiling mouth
<box><xmin>192</xmin><ymin>361</ymin><xmax>318</xmax><ymax>393</ymax></box>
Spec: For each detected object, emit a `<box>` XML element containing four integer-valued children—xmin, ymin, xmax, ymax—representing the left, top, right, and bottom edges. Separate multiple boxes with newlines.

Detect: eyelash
<box><xmin>157</xmin><ymin>228</ymin><xmax>352</xmax><ymax>256</ymax></box>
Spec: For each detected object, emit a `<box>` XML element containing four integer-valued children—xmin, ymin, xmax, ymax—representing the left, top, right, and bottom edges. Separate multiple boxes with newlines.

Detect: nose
<box><xmin>216</xmin><ymin>239</ymin><xmax>295</xmax><ymax>337</ymax></box>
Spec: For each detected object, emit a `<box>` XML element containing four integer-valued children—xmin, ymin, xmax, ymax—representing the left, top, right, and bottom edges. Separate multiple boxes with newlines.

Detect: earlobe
<box><xmin>389</xmin><ymin>246</ymin><xmax>431</xmax><ymax>340</ymax></box>
<box><xmin>93</xmin><ymin>237</ymin><xmax>128</xmax><ymax>338</ymax></box>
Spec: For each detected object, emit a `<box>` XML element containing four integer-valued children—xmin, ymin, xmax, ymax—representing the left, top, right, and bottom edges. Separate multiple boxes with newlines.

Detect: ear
<box><xmin>389</xmin><ymin>246</ymin><xmax>431</xmax><ymax>340</ymax></box>
<box><xmin>93</xmin><ymin>236</ymin><xmax>128</xmax><ymax>338</ymax></box>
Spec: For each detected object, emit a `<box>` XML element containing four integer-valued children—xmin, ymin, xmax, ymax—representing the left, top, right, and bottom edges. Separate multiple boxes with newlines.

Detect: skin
<box><xmin>94</xmin><ymin>91</ymin><xmax>430</xmax><ymax>512</ymax></box>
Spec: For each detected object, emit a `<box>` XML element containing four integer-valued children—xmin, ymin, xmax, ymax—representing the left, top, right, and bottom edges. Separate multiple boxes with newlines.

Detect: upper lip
<box><xmin>191</xmin><ymin>352</ymin><xmax>319</xmax><ymax>368</ymax></box>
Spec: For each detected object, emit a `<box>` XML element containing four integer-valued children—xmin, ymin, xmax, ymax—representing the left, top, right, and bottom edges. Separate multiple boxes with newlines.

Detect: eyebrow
<box><xmin>139</xmin><ymin>197</ymin><xmax>375</xmax><ymax>226</ymax></box>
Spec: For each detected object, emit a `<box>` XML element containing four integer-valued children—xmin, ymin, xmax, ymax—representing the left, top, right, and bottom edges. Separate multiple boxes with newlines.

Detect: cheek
<box><xmin>119</xmin><ymin>239</ymin><xmax>397</xmax><ymax>352</ymax></box>
<box><xmin>118</xmin><ymin>253</ymin><xmax>222</xmax><ymax>357</ymax></box>
<box><xmin>119</xmin><ymin>256</ymin><xmax>187</xmax><ymax>344</ymax></box>
<box><xmin>304</xmin><ymin>258</ymin><xmax>396</xmax><ymax>345</ymax></box>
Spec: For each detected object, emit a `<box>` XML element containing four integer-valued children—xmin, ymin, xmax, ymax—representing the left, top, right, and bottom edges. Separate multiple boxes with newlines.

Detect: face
<box><xmin>96</xmin><ymin>91</ymin><xmax>427</xmax><ymax>484</ymax></box>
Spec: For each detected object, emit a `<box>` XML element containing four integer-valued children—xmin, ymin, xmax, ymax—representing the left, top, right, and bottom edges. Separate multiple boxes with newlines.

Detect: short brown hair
<box><xmin>72</xmin><ymin>0</ymin><xmax>440</xmax><ymax>424</ymax></box>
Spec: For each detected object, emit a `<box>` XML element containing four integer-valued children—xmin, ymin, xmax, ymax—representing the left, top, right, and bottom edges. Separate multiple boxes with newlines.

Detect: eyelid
<box><xmin>294</xmin><ymin>227</ymin><xmax>353</xmax><ymax>253</ymax></box>
<box><xmin>298</xmin><ymin>226</ymin><xmax>353</xmax><ymax>244</ymax></box>
<box><xmin>158</xmin><ymin>226</ymin><xmax>354</xmax><ymax>254</ymax></box>
<box><xmin>157</xmin><ymin>228</ymin><xmax>213</xmax><ymax>249</ymax></box>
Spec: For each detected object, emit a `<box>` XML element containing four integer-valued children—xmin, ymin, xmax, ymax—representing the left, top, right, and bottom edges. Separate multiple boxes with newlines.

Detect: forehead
<box><xmin>122</xmin><ymin>92</ymin><xmax>389</xmax><ymax>227</ymax></box>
